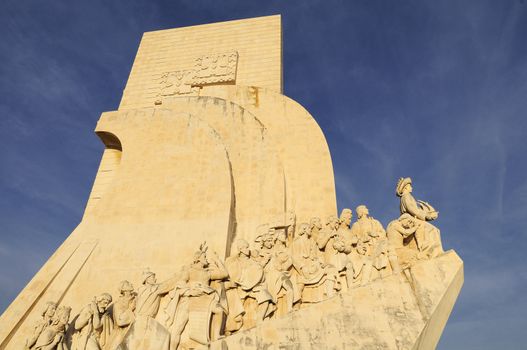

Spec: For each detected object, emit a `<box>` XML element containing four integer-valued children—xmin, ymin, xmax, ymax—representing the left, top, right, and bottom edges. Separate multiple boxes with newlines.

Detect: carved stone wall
<box><xmin>120</xmin><ymin>16</ymin><xmax>281</xmax><ymax>110</ymax></box>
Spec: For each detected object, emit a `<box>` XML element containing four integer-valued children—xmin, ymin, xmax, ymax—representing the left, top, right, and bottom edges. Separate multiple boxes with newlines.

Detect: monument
<box><xmin>0</xmin><ymin>15</ymin><xmax>463</xmax><ymax>350</ymax></box>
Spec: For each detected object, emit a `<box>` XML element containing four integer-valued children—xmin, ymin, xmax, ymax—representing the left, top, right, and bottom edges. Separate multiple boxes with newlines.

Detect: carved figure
<box><xmin>397</xmin><ymin>177</ymin><xmax>438</xmax><ymax>221</ymax></box>
<box><xmin>164</xmin><ymin>243</ymin><xmax>228</xmax><ymax>349</ymax></box>
<box><xmin>253</xmin><ymin>228</ymin><xmax>275</xmax><ymax>268</ymax></box>
<box><xmin>71</xmin><ymin>294</ymin><xmax>112</xmax><ymax>350</ymax></box>
<box><xmin>291</xmin><ymin>223</ymin><xmax>338</xmax><ymax>303</ymax></box>
<box><xmin>337</xmin><ymin>209</ymin><xmax>354</xmax><ymax>243</ymax></box>
<box><xmin>370</xmin><ymin>239</ymin><xmax>392</xmax><ymax>280</ymax></box>
<box><xmin>264</xmin><ymin>229</ymin><xmax>298</xmax><ymax>315</ymax></box>
<box><xmin>119</xmin><ymin>269</ymin><xmax>176</xmax><ymax>350</ymax></box>
<box><xmin>20</xmin><ymin>179</ymin><xmax>450</xmax><ymax>347</ymax></box>
<box><xmin>26</xmin><ymin>301</ymin><xmax>57</xmax><ymax>349</ymax></box>
<box><xmin>317</xmin><ymin>215</ymin><xmax>353</xmax><ymax>290</ymax></box>
<box><xmin>386</xmin><ymin>214</ymin><xmax>420</xmax><ymax>271</ymax></box>
<box><xmin>348</xmin><ymin>242</ymin><xmax>373</xmax><ymax>286</ymax></box>
<box><xmin>135</xmin><ymin>270</ymin><xmax>177</xmax><ymax>318</ymax></box>
<box><xmin>350</xmin><ymin>205</ymin><xmax>386</xmax><ymax>250</ymax></box>
<box><xmin>350</xmin><ymin>205</ymin><xmax>389</xmax><ymax>281</ymax></box>
<box><xmin>103</xmin><ymin>281</ymin><xmax>135</xmax><ymax>350</ymax></box>
<box><xmin>309</xmin><ymin>217</ymin><xmax>322</xmax><ymax>242</ymax></box>
<box><xmin>396</xmin><ymin>178</ymin><xmax>444</xmax><ymax>258</ymax></box>
<box><xmin>224</xmin><ymin>239</ymin><xmax>274</xmax><ymax>333</ymax></box>
<box><xmin>32</xmin><ymin>305</ymin><xmax>71</xmax><ymax>350</ymax></box>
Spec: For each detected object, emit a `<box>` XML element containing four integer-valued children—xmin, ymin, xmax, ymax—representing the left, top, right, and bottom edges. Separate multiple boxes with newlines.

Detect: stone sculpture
<box><xmin>350</xmin><ymin>205</ymin><xmax>391</xmax><ymax>281</ymax></box>
<box><xmin>264</xmin><ymin>229</ymin><xmax>298</xmax><ymax>315</ymax></box>
<box><xmin>103</xmin><ymin>281</ymin><xmax>136</xmax><ymax>350</ymax></box>
<box><xmin>224</xmin><ymin>239</ymin><xmax>274</xmax><ymax>333</ymax></box>
<box><xmin>348</xmin><ymin>241</ymin><xmax>373</xmax><ymax>286</ymax></box>
<box><xmin>253</xmin><ymin>227</ymin><xmax>276</xmax><ymax>268</ymax></box>
<box><xmin>12</xmin><ymin>176</ymin><xmax>454</xmax><ymax>349</ymax></box>
<box><xmin>32</xmin><ymin>306</ymin><xmax>71</xmax><ymax>350</ymax></box>
<box><xmin>309</xmin><ymin>217</ymin><xmax>322</xmax><ymax>242</ymax></box>
<box><xmin>164</xmin><ymin>243</ymin><xmax>228</xmax><ymax>349</ymax></box>
<box><xmin>292</xmin><ymin>223</ymin><xmax>338</xmax><ymax>303</ymax></box>
<box><xmin>317</xmin><ymin>215</ymin><xmax>353</xmax><ymax>291</ymax></box>
<box><xmin>12</xmin><ymin>177</ymin><xmax>454</xmax><ymax>350</ymax></box>
<box><xmin>26</xmin><ymin>302</ymin><xmax>57</xmax><ymax>350</ymax></box>
<box><xmin>350</xmin><ymin>205</ymin><xmax>386</xmax><ymax>249</ymax></box>
<box><xmin>396</xmin><ymin>178</ymin><xmax>444</xmax><ymax>258</ymax></box>
<box><xmin>337</xmin><ymin>209</ymin><xmax>353</xmax><ymax>238</ymax></box>
<box><xmin>386</xmin><ymin>213</ymin><xmax>420</xmax><ymax>271</ymax></box>
<box><xmin>397</xmin><ymin>177</ymin><xmax>438</xmax><ymax>221</ymax></box>
<box><xmin>119</xmin><ymin>270</ymin><xmax>176</xmax><ymax>350</ymax></box>
<box><xmin>71</xmin><ymin>294</ymin><xmax>112</xmax><ymax>350</ymax></box>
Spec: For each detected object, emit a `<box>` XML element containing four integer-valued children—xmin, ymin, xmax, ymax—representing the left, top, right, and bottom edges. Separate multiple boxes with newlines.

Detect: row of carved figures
<box><xmin>25</xmin><ymin>177</ymin><xmax>444</xmax><ymax>350</ymax></box>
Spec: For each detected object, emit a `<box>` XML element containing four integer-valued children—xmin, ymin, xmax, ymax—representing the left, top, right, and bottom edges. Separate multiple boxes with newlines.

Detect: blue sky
<box><xmin>1</xmin><ymin>1</ymin><xmax>526</xmax><ymax>348</ymax></box>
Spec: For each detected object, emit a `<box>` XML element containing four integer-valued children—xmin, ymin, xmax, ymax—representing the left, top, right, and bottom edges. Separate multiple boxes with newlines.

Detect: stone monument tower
<box><xmin>0</xmin><ymin>15</ymin><xmax>462</xmax><ymax>350</ymax></box>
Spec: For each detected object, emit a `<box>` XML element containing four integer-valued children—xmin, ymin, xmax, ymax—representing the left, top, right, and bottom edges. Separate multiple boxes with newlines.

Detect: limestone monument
<box><xmin>0</xmin><ymin>15</ymin><xmax>463</xmax><ymax>350</ymax></box>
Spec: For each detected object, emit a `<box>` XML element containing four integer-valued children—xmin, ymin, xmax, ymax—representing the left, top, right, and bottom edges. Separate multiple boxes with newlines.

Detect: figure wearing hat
<box><xmin>396</xmin><ymin>177</ymin><xmax>438</xmax><ymax>221</ymax></box>
<box><xmin>396</xmin><ymin>177</ymin><xmax>443</xmax><ymax>258</ymax></box>
<box><xmin>135</xmin><ymin>269</ymin><xmax>178</xmax><ymax>318</ymax></box>
<box><xmin>119</xmin><ymin>270</ymin><xmax>177</xmax><ymax>350</ymax></box>
<box><xmin>103</xmin><ymin>281</ymin><xmax>136</xmax><ymax>350</ymax></box>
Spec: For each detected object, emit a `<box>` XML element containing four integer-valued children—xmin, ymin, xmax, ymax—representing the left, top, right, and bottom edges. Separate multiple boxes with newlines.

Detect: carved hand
<box><xmin>90</xmin><ymin>301</ymin><xmax>98</xmax><ymax>315</ymax></box>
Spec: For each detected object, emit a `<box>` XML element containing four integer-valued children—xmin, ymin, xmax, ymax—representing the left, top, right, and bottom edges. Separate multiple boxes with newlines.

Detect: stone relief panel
<box><xmin>158</xmin><ymin>70</ymin><xmax>198</xmax><ymax>96</ymax></box>
<box><xmin>192</xmin><ymin>51</ymin><xmax>239</xmax><ymax>85</ymax></box>
<box><xmin>156</xmin><ymin>51</ymin><xmax>239</xmax><ymax>101</ymax></box>
<box><xmin>23</xmin><ymin>178</ymin><xmax>446</xmax><ymax>350</ymax></box>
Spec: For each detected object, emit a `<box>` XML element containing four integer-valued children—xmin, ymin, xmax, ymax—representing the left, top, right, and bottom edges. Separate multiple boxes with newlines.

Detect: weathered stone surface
<box><xmin>204</xmin><ymin>251</ymin><xmax>463</xmax><ymax>350</ymax></box>
<box><xmin>199</xmin><ymin>85</ymin><xmax>338</xmax><ymax>230</ymax></box>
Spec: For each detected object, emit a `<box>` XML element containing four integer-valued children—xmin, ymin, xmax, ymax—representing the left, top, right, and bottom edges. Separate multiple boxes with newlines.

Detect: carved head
<box><xmin>96</xmin><ymin>293</ymin><xmax>112</xmax><ymax>313</ymax></box>
<box><xmin>235</xmin><ymin>239</ymin><xmax>250</xmax><ymax>257</ymax></box>
<box><xmin>263</xmin><ymin>236</ymin><xmax>274</xmax><ymax>249</ymax></box>
<box><xmin>51</xmin><ymin>306</ymin><xmax>71</xmax><ymax>329</ymax></box>
<box><xmin>118</xmin><ymin>280</ymin><xmax>134</xmax><ymax>296</ymax></box>
<box><xmin>357</xmin><ymin>242</ymin><xmax>368</xmax><ymax>256</ymax></box>
<box><xmin>339</xmin><ymin>209</ymin><xmax>353</xmax><ymax>226</ymax></box>
<box><xmin>396</xmin><ymin>177</ymin><xmax>413</xmax><ymax>197</ymax></box>
<box><xmin>356</xmin><ymin>205</ymin><xmax>369</xmax><ymax>219</ymax></box>
<box><xmin>41</xmin><ymin>301</ymin><xmax>57</xmax><ymax>319</ymax></box>
<box><xmin>326</xmin><ymin>215</ymin><xmax>339</xmax><ymax>230</ymax></box>
<box><xmin>142</xmin><ymin>269</ymin><xmax>156</xmax><ymax>285</ymax></box>
<box><xmin>333</xmin><ymin>236</ymin><xmax>347</xmax><ymax>253</ymax></box>
<box><xmin>298</xmin><ymin>223</ymin><xmax>310</xmax><ymax>237</ymax></box>
<box><xmin>310</xmin><ymin>217</ymin><xmax>322</xmax><ymax>230</ymax></box>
